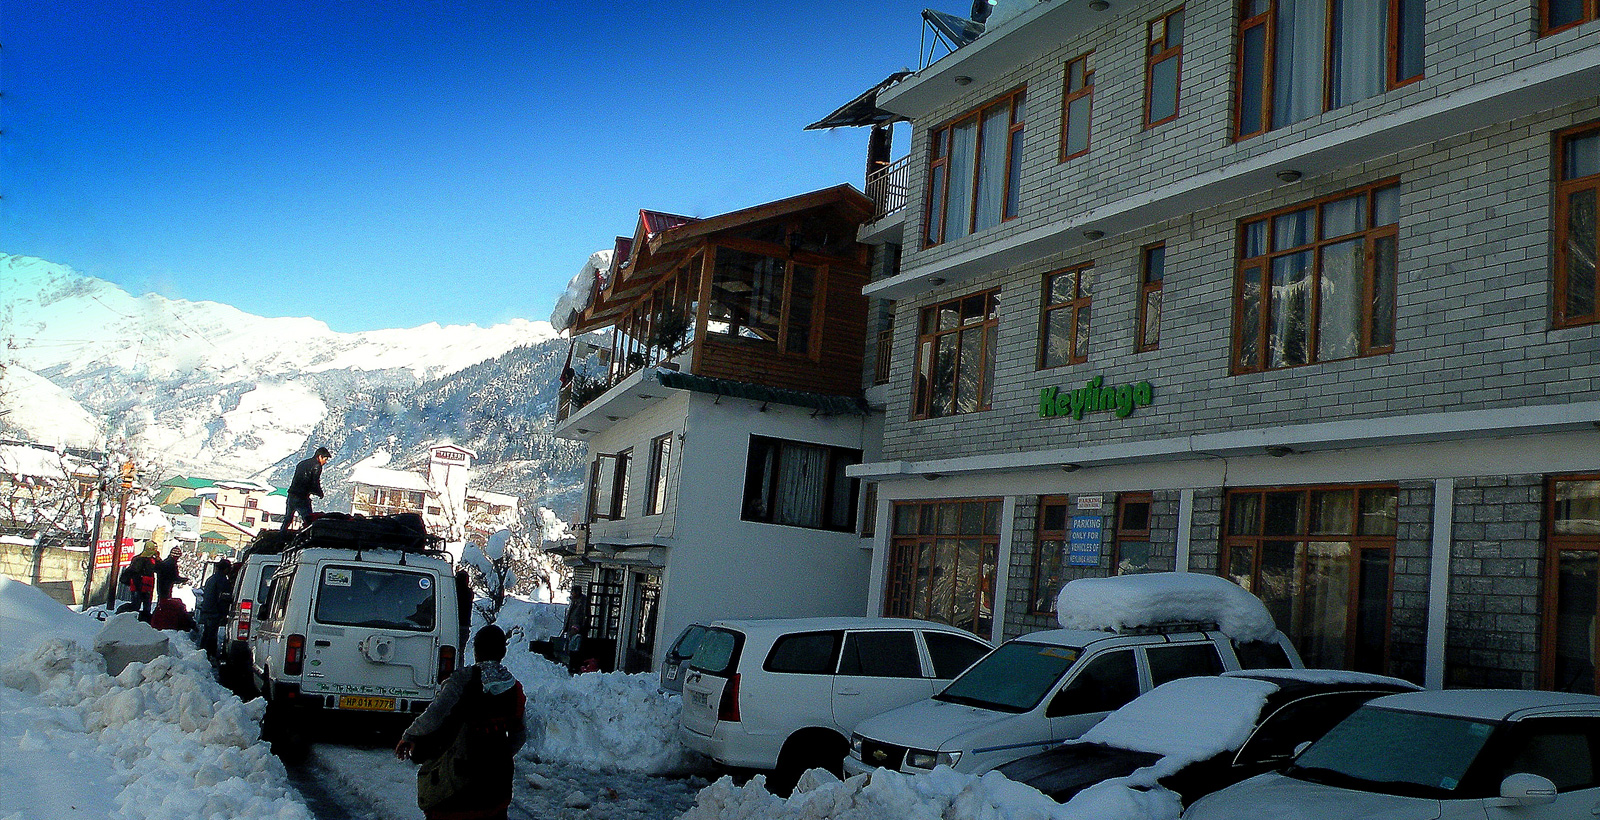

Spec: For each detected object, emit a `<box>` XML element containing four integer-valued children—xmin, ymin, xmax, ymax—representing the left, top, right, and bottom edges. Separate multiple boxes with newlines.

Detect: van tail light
<box><xmin>437</xmin><ymin>646</ymin><xmax>457</xmax><ymax>682</ymax></box>
<box><xmin>235</xmin><ymin>600</ymin><xmax>252</xmax><ymax>641</ymax></box>
<box><xmin>284</xmin><ymin>634</ymin><xmax>306</xmax><ymax>676</ymax></box>
<box><xmin>718</xmin><ymin>673</ymin><xmax>741</xmax><ymax>723</ymax></box>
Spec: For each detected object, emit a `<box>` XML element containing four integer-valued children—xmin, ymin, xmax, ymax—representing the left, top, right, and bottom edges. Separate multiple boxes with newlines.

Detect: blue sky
<box><xmin>2</xmin><ymin>1</ymin><xmax>946</xmax><ymax>333</ymax></box>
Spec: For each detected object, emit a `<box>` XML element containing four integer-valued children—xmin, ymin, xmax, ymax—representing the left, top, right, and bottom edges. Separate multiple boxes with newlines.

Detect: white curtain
<box><xmin>774</xmin><ymin>443</ymin><xmax>827</xmax><ymax>527</ymax></box>
<box><xmin>1274</xmin><ymin>0</ymin><xmax>1327</xmax><ymax>128</ymax></box>
<box><xmin>1332</xmin><ymin>0</ymin><xmax>1387</xmax><ymax>109</ymax></box>
<box><xmin>972</xmin><ymin>105</ymin><xmax>1012</xmax><ymax>232</ymax></box>
<box><xmin>943</xmin><ymin>121</ymin><xmax>978</xmax><ymax>242</ymax></box>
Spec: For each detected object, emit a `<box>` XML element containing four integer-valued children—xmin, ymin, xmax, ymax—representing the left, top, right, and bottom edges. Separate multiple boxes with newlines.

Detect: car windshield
<box><xmin>1287</xmin><ymin>706</ymin><xmax>1498</xmax><ymax>798</ymax></box>
<box><xmin>314</xmin><ymin>565</ymin><xmax>436</xmax><ymax>631</ymax></box>
<box><xmin>936</xmin><ymin>642</ymin><xmax>1081</xmax><ymax>713</ymax></box>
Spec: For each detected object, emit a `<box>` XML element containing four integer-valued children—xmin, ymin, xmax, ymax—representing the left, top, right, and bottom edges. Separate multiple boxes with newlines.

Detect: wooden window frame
<box><xmin>924</xmin><ymin>88</ymin><xmax>1027</xmax><ymax>247</ymax></box>
<box><xmin>1233</xmin><ymin>0</ymin><xmax>1425</xmax><ymax>142</ymax></box>
<box><xmin>741</xmin><ymin>435</ymin><xmax>861</xmax><ymax>532</ymax></box>
<box><xmin>1112</xmin><ymin>492</ymin><xmax>1154</xmax><ymax>574</ymax></box>
<box><xmin>1555</xmin><ymin>122</ymin><xmax>1600</xmax><ymax>329</ymax></box>
<box><xmin>1541</xmin><ymin>0</ymin><xmax>1599</xmax><ymax>35</ymax></box>
<box><xmin>1221</xmin><ymin>483</ymin><xmax>1399</xmax><ymax>672</ymax></box>
<box><xmin>1144</xmin><ymin>7</ymin><xmax>1185</xmax><ymax>129</ymax></box>
<box><xmin>587</xmin><ymin>451</ymin><xmax>630</xmax><ymax>523</ymax></box>
<box><xmin>1231</xmin><ymin>179</ymin><xmax>1401</xmax><ymax>374</ymax></box>
<box><xmin>1137</xmin><ymin>243</ymin><xmax>1165</xmax><ymax>352</ymax></box>
<box><xmin>913</xmin><ymin>289</ymin><xmax>1000</xmax><ymax>419</ymax></box>
<box><xmin>645</xmin><ymin>433</ymin><xmax>672</xmax><ymax>516</ymax></box>
<box><xmin>1031</xmin><ymin>496</ymin><xmax>1070</xmax><ymax>615</ymax></box>
<box><xmin>1039</xmin><ymin>263</ymin><xmax>1093</xmax><ymax>369</ymax></box>
<box><xmin>1060</xmin><ymin>52</ymin><xmax>1095</xmax><ymax>161</ymax></box>
<box><xmin>1543</xmin><ymin>473</ymin><xmax>1600</xmax><ymax>693</ymax></box>
<box><xmin>885</xmin><ymin>499</ymin><xmax>1001</xmax><ymax>636</ymax></box>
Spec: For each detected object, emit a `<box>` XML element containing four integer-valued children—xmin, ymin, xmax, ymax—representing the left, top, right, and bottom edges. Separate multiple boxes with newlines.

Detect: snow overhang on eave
<box><xmin>866</xmin><ymin>43</ymin><xmax>1600</xmax><ymax>302</ymax></box>
<box><xmin>876</xmin><ymin>0</ymin><xmax>1103</xmax><ymax>122</ymax></box>
<box><xmin>848</xmin><ymin>401</ymin><xmax>1600</xmax><ymax>481</ymax></box>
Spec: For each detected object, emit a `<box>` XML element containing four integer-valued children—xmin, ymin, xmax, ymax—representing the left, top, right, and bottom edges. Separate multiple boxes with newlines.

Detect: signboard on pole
<box><xmin>94</xmin><ymin>537</ymin><xmax>136</xmax><ymax>572</ymax></box>
<box><xmin>1068</xmin><ymin>516</ymin><xmax>1102</xmax><ymax>567</ymax></box>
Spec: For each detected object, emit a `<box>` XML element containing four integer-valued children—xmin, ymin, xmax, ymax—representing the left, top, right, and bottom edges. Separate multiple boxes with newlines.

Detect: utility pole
<box><xmin>102</xmin><ymin>461</ymin><xmax>135</xmax><ymax>608</ymax></box>
<box><xmin>81</xmin><ymin>462</ymin><xmax>108</xmax><ymax>610</ymax></box>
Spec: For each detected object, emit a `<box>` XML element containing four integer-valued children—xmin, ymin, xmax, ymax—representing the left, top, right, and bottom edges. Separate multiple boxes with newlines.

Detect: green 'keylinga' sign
<box><xmin>1040</xmin><ymin>376</ymin><xmax>1154</xmax><ymax>420</ymax></box>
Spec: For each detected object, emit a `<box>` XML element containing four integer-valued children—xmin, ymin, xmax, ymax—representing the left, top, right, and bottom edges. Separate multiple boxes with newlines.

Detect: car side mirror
<box><xmin>1495</xmin><ymin>773</ymin><xmax>1557</xmax><ymax>807</ymax></box>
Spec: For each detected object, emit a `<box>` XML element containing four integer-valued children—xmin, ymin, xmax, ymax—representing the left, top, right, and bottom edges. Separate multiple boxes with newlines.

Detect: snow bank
<box><xmin>508</xmin><ymin>654</ymin><xmax>702</xmax><ymax>775</ymax></box>
<box><xmin>1055</xmin><ymin>572</ymin><xmax>1278</xmax><ymax>642</ymax></box>
<box><xmin>683</xmin><ymin>767</ymin><xmax>1081</xmax><ymax>820</ymax></box>
<box><xmin>0</xmin><ymin>579</ymin><xmax>311</xmax><ymax>820</ymax></box>
<box><xmin>94</xmin><ymin>612</ymin><xmax>172</xmax><ymax>675</ymax></box>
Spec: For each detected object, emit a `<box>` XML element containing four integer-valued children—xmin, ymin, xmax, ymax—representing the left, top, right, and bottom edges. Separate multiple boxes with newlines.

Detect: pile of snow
<box><xmin>683</xmin><ymin>767</ymin><xmax>1080</xmax><ymax>820</ymax></box>
<box><xmin>1056</xmin><ymin>572</ymin><xmax>1278</xmax><ymax>642</ymax></box>
<box><xmin>549</xmin><ymin>250</ymin><xmax>613</xmax><ymax>333</ymax></box>
<box><xmin>0</xmin><ymin>366</ymin><xmax>101</xmax><ymax>448</ymax></box>
<box><xmin>0</xmin><ymin>579</ymin><xmax>311</xmax><ymax>820</ymax></box>
<box><xmin>93</xmin><ymin>613</ymin><xmax>172</xmax><ymax>675</ymax></box>
<box><xmin>495</xmin><ymin>596</ymin><xmax>569</xmax><ymax>641</ymax></box>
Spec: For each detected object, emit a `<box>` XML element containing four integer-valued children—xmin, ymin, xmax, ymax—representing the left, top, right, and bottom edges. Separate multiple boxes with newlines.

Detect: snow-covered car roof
<box><xmin>1055</xmin><ymin>572</ymin><xmax>1278</xmax><ymax>642</ymax></box>
<box><xmin>1361</xmin><ymin>687</ymin><xmax>1600</xmax><ymax>721</ymax></box>
<box><xmin>1221</xmin><ymin>668</ymin><xmax>1419</xmax><ymax>688</ymax></box>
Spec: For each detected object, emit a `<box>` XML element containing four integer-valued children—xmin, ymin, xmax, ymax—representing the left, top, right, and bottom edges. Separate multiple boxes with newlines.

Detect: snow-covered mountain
<box><xmin>0</xmin><ymin>254</ymin><xmax>590</xmax><ymax>519</ymax></box>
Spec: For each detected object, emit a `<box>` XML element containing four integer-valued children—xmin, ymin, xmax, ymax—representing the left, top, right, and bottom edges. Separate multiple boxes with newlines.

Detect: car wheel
<box><xmin>769</xmin><ymin>730</ymin><xmax>848</xmax><ymax>796</ymax></box>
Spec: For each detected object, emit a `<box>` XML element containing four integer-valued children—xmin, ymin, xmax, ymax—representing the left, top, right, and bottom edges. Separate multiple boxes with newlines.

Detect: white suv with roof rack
<box><xmin>844</xmin><ymin>573</ymin><xmax>1304</xmax><ymax>777</ymax></box>
<box><xmin>250</xmin><ymin>514</ymin><xmax>469</xmax><ymax>756</ymax></box>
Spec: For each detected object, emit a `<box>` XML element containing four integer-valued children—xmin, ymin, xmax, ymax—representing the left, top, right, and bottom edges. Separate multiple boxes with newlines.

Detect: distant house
<box><xmin>349</xmin><ymin>444</ymin><xmax>519</xmax><ymax>546</ymax></box>
<box><xmin>157</xmin><ymin>475</ymin><xmax>278</xmax><ymax>553</ymax></box>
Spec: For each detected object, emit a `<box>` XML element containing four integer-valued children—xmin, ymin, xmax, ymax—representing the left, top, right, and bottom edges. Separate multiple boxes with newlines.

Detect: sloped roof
<box><xmin>163</xmin><ymin>476</ymin><xmax>216</xmax><ymax>489</ymax></box>
<box><xmin>806</xmin><ymin>70</ymin><xmax>914</xmax><ymax>130</ymax></box>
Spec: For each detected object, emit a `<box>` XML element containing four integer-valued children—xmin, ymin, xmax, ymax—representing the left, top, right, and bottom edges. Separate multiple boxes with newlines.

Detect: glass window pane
<box><xmin>1035</xmin><ymin>539</ymin><xmax>1064</xmax><ymax>612</ymax></box>
<box><xmin>1354</xmin><ymin>547</ymin><xmax>1390</xmax><ymax>673</ymax></box>
<box><xmin>938</xmin><ymin>503</ymin><xmax>961</xmax><ymax>535</ymax></box>
<box><xmin>939</xmin><ymin>301</ymin><xmax>961</xmax><ymax>331</ymax></box>
<box><xmin>1116</xmin><ymin>541</ymin><xmax>1152</xmax><ymax>575</ymax></box>
<box><xmin>1260</xmin><ymin>541</ymin><xmax>1299</xmax><ymax>647</ymax></box>
<box><xmin>962</xmin><ymin>293</ymin><xmax>988</xmax><ymax>323</ymax></box>
<box><xmin>316</xmin><ymin>567</ymin><xmax>436</xmax><ymax>631</ymax></box>
<box><xmin>1144</xmin><ymin>245</ymin><xmax>1166</xmax><ymax>284</ymax></box>
<box><xmin>1359</xmin><ymin>487</ymin><xmax>1399</xmax><ymax>536</ymax></box>
<box><xmin>1264</xmin><ymin>492</ymin><xmax>1303</xmax><ymax>536</ymax></box>
<box><xmin>1565</xmin><ymin>188</ymin><xmax>1597</xmax><ymax>321</ymax></box>
<box><xmin>786</xmin><ymin>265</ymin><xmax>815</xmax><ymax>355</ymax></box>
<box><xmin>1149</xmin><ymin>56</ymin><xmax>1179</xmax><ymax>123</ymax></box>
<box><xmin>953</xmin><ymin>538</ymin><xmax>981</xmax><ymax>629</ymax></box>
<box><xmin>1239</xmin><ymin>23</ymin><xmax>1267</xmax><ymax>135</ymax></box>
<box><xmin>1553</xmin><ymin>550</ymin><xmax>1597</xmax><ymax>694</ymax></box>
<box><xmin>981</xmin><ymin>324</ymin><xmax>996</xmax><ymax>408</ymax></box>
<box><xmin>1548</xmin><ymin>0</ymin><xmax>1585</xmax><ymax>29</ymax></box>
<box><xmin>894</xmin><ymin>504</ymin><xmax>918</xmax><ymax>535</ymax></box>
<box><xmin>926</xmin><ymin>632</ymin><xmax>991</xmax><ymax>679</ymax></box>
<box><xmin>974</xmin><ymin>105</ymin><xmax>1012</xmax><ymax>232</ymax></box>
<box><xmin>1321</xmin><ymin>195</ymin><xmax>1367</xmax><ymax>238</ymax></box>
<box><xmin>1274</xmin><ymin>209</ymin><xmax>1315</xmax><ymax>249</ymax></box>
<box><xmin>1143</xmin><ymin>289</ymin><xmax>1163</xmax><ymax>348</ymax></box>
<box><xmin>932</xmin><ymin>334</ymin><xmax>957</xmax><ymax>416</ymax></box>
<box><xmin>1238</xmin><ymin>265</ymin><xmax>1262</xmax><ymax>369</ymax></box>
<box><xmin>1006</xmin><ymin>127</ymin><xmax>1024</xmax><ymax>219</ymax></box>
<box><xmin>1302</xmin><ymin>542</ymin><xmax>1352</xmax><ymax>669</ymax></box>
<box><xmin>957</xmin><ymin>327</ymin><xmax>983</xmax><ymax>413</ymax></box>
<box><xmin>1318</xmin><ymin>238</ymin><xmax>1365</xmax><ymax>361</ymax></box>
<box><xmin>1052</xmin><ymin>649</ymin><xmax>1140</xmax><ymax>715</ymax></box>
<box><xmin>916</xmin><ymin>339</ymin><xmax>933</xmax><ymax>417</ymax></box>
<box><xmin>945</xmin><ymin>119</ymin><xmax>978</xmax><ymax>242</ymax></box>
<box><xmin>1554</xmin><ymin>480</ymin><xmax>1600</xmax><ymax>535</ymax></box>
<box><xmin>1330</xmin><ymin>0</ymin><xmax>1388</xmax><ymax>109</ymax></box>
<box><xmin>1310</xmin><ymin>490</ymin><xmax>1355</xmax><ymax>535</ymax></box>
<box><xmin>768</xmin><ymin>631</ymin><xmax>841</xmax><ymax>674</ymax></box>
<box><xmin>1227</xmin><ymin>544</ymin><xmax>1256</xmax><ymax>591</ymax></box>
<box><xmin>1147</xmin><ymin>642</ymin><xmax>1225</xmax><ymax>687</ymax></box>
<box><xmin>1230</xmin><ymin>493</ymin><xmax>1262</xmax><ymax>536</ymax></box>
<box><xmin>1069</xmin><ymin>60</ymin><xmax>1086</xmax><ymax>90</ymax></box>
<box><xmin>960</xmin><ymin>501</ymin><xmax>985</xmax><ymax>535</ymax></box>
<box><xmin>931</xmin><ymin>539</ymin><xmax>957</xmax><ymax>624</ymax></box>
<box><xmin>1373</xmin><ymin>185</ymin><xmax>1401</xmax><ymax>225</ymax></box>
<box><xmin>1270</xmin><ymin>251</ymin><xmax>1314</xmax><ymax>368</ymax></box>
<box><xmin>1396</xmin><ymin>0</ymin><xmax>1424</xmax><ymax>80</ymax></box>
<box><xmin>1049</xmin><ymin>270</ymin><xmax>1077</xmax><ymax>304</ymax></box>
<box><xmin>1166</xmin><ymin>10</ymin><xmax>1184</xmax><ymax>47</ymax></box>
<box><xmin>1066</xmin><ymin>96</ymin><xmax>1091</xmax><ymax>155</ymax></box>
<box><xmin>1273</xmin><ymin>0</ymin><xmax>1327</xmax><ymax>128</ymax></box>
<box><xmin>1244</xmin><ymin>220</ymin><xmax>1269</xmax><ymax>258</ymax></box>
<box><xmin>1042</xmin><ymin>502</ymin><xmax>1069</xmax><ymax>532</ymax></box>
<box><xmin>926</xmin><ymin>164</ymin><xmax>946</xmax><ymax>245</ymax></box>
<box><xmin>839</xmin><ymin>631</ymin><xmax>921</xmax><ymax>677</ymax></box>
<box><xmin>1370</xmin><ymin>234</ymin><xmax>1398</xmax><ymax>349</ymax></box>
<box><xmin>1567</xmin><ymin>132</ymin><xmax>1600</xmax><ymax>180</ymax></box>
<box><xmin>1121</xmin><ymin>499</ymin><xmax>1152</xmax><ymax>532</ymax></box>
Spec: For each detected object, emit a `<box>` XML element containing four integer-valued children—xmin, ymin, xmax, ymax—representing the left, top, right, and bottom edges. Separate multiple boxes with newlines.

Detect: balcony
<box><xmin>866</xmin><ymin>155</ymin><xmax>911</xmax><ymax>221</ymax></box>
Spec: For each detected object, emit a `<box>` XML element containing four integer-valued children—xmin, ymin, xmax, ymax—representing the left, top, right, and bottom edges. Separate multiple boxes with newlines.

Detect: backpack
<box><xmin>414</xmin><ymin>667</ymin><xmax>525</xmax><ymax>813</ymax></box>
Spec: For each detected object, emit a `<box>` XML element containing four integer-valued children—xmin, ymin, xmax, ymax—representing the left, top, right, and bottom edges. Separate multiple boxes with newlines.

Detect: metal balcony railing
<box><xmin>866</xmin><ymin>155</ymin><xmax>911</xmax><ymax>221</ymax></box>
<box><xmin>874</xmin><ymin>328</ymin><xmax>893</xmax><ymax>385</ymax></box>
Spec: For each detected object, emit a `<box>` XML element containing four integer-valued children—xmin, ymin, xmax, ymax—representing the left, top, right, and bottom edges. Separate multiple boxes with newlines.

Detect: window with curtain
<box><xmin>645</xmin><ymin>434</ymin><xmax>672</xmax><ymax>516</ymax></box>
<box><xmin>741</xmin><ymin>436</ymin><xmax>861</xmax><ymax>531</ymax></box>
<box><xmin>1040</xmin><ymin>264</ymin><xmax>1093</xmax><ymax>368</ymax></box>
<box><xmin>1542</xmin><ymin>0</ymin><xmax>1598</xmax><ymax>34</ymax></box>
<box><xmin>1145</xmin><ymin>8</ymin><xmax>1185</xmax><ymax>128</ymax></box>
<box><xmin>1222</xmin><ymin>484</ymin><xmax>1398</xmax><ymax>672</ymax></box>
<box><xmin>1138</xmin><ymin>244</ymin><xmax>1165</xmax><ymax>352</ymax></box>
<box><xmin>1233</xmin><ymin>180</ymin><xmax>1400</xmax><ymax>373</ymax></box>
<box><xmin>886</xmin><ymin>499</ymin><xmax>1001</xmax><ymax>636</ymax></box>
<box><xmin>1061</xmin><ymin>53</ymin><xmax>1094</xmax><ymax>160</ymax></box>
<box><xmin>925</xmin><ymin>89</ymin><xmax>1026</xmax><ymax>246</ymax></box>
<box><xmin>1235</xmin><ymin>0</ymin><xmax>1424</xmax><ymax>140</ymax></box>
<box><xmin>1032</xmin><ymin>497</ymin><xmax>1069</xmax><ymax>614</ymax></box>
<box><xmin>1545</xmin><ymin>474</ymin><xmax>1600</xmax><ymax>694</ymax></box>
<box><xmin>1556</xmin><ymin>123</ymin><xmax>1600</xmax><ymax>329</ymax></box>
<box><xmin>915</xmin><ymin>290</ymin><xmax>1000</xmax><ymax>418</ymax></box>
<box><xmin>1113</xmin><ymin>492</ymin><xmax>1153</xmax><ymax>575</ymax></box>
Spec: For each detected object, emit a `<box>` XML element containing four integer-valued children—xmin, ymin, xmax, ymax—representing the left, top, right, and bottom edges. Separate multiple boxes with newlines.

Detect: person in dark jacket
<box><xmin>121</xmin><ymin>545</ymin><xmax>160</xmax><ymax>620</ymax></box>
<box><xmin>282</xmin><ymin>447</ymin><xmax>331</xmax><ymax>530</ymax></box>
<box><xmin>196</xmin><ymin>558</ymin><xmax>234</xmax><ymax>657</ymax></box>
<box><xmin>395</xmin><ymin>625</ymin><xmax>527</xmax><ymax>820</ymax></box>
<box><xmin>155</xmin><ymin>546</ymin><xmax>189</xmax><ymax>600</ymax></box>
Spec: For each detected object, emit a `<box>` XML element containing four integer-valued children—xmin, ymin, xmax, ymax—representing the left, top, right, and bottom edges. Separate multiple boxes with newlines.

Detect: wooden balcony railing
<box><xmin>866</xmin><ymin>155</ymin><xmax>911</xmax><ymax>221</ymax></box>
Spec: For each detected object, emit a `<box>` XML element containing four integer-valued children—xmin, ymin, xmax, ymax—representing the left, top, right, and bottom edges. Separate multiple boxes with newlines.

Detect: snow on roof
<box><xmin>349</xmin><ymin>464</ymin><xmax>431</xmax><ymax>492</ymax></box>
<box><xmin>0</xmin><ymin>443</ymin><xmax>75</xmax><ymax>480</ymax></box>
<box><xmin>1056</xmin><ymin>572</ymin><xmax>1279</xmax><ymax>642</ymax></box>
<box><xmin>550</xmin><ymin>249</ymin><xmax>614</xmax><ymax>333</ymax></box>
<box><xmin>469</xmin><ymin>488</ymin><xmax>518</xmax><ymax>507</ymax></box>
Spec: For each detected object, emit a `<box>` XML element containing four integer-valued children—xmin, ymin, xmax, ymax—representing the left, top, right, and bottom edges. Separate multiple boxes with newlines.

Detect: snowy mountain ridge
<box><xmin>1</xmin><ymin>254</ymin><xmax>589</xmax><ymax>520</ymax></box>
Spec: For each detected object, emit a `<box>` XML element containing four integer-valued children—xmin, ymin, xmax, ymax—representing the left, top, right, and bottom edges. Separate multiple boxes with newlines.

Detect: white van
<box><xmin>251</xmin><ymin>515</ymin><xmax>467</xmax><ymax>750</ymax></box>
<box><xmin>218</xmin><ymin>530</ymin><xmax>290</xmax><ymax>694</ymax></box>
<box><xmin>678</xmin><ymin>617</ymin><xmax>992</xmax><ymax>788</ymax></box>
<box><xmin>844</xmin><ymin>573</ymin><xmax>1304</xmax><ymax>777</ymax></box>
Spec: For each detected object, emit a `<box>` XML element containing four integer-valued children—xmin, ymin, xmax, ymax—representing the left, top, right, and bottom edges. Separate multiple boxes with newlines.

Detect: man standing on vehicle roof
<box><xmin>281</xmin><ymin>447</ymin><xmax>330</xmax><ymax>530</ymax></box>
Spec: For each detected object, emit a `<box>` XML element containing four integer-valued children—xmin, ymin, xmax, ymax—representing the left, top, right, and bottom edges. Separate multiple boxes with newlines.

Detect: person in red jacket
<box><xmin>149</xmin><ymin>597</ymin><xmax>196</xmax><ymax>632</ymax></box>
<box><xmin>121</xmin><ymin>545</ymin><xmax>160</xmax><ymax>620</ymax></box>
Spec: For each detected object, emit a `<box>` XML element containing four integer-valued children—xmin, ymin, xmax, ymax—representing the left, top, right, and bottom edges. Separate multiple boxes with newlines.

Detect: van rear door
<box><xmin>680</xmin><ymin>627</ymin><xmax>742</xmax><ymax>738</ymax></box>
<box><xmin>308</xmin><ymin>564</ymin><xmax>441</xmax><ymax>708</ymax></box>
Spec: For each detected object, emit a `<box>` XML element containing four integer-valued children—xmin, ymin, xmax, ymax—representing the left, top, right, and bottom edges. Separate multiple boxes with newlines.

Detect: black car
<box><xmin>995</xmin><ymin>669</ymin><xmax>1421</xmax><ymax>808</ymax></box>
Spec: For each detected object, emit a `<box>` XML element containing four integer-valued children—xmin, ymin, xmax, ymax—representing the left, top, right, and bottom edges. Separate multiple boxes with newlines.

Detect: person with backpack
<box><xmin>394</xmin><ymin>625</ymin><xmax>526</xmax><ymax>820</ymax></box>
<box><xmin>121</xmin><ymin>545</ymin><xmax>160</xmax><ymax>620</ymax></box>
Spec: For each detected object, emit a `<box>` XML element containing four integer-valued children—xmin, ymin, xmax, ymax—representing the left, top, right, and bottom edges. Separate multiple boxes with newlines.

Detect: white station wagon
<box><xmin>678</xmin><ymin>616</ymin><xmax>992</xmax><ymax>790</ymax></box>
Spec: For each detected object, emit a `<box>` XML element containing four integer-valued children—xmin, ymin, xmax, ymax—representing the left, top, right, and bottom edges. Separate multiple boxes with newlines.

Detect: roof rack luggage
<box><xmin>283</xmin><ymin>512</ymin><xmax>449</xmax><ymax>558</ymax></box>
<box><xmin>239</xmin><ymin>529</ymin><xmax>295</xmax><ymax>559</ymax></box>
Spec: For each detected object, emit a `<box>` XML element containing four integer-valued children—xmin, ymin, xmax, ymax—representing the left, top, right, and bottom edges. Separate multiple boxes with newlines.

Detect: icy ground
<box><xmin>2</xmin><ymin>578</ymin><xmax>1196</xmax><ymax>820</ymax></box>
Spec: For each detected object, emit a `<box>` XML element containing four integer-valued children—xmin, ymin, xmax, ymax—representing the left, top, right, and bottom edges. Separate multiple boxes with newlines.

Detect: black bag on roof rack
<box><xmin>239</xmin><ymin>529</ymin><xmax>295</xmax><ymax>559</ymax></box>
